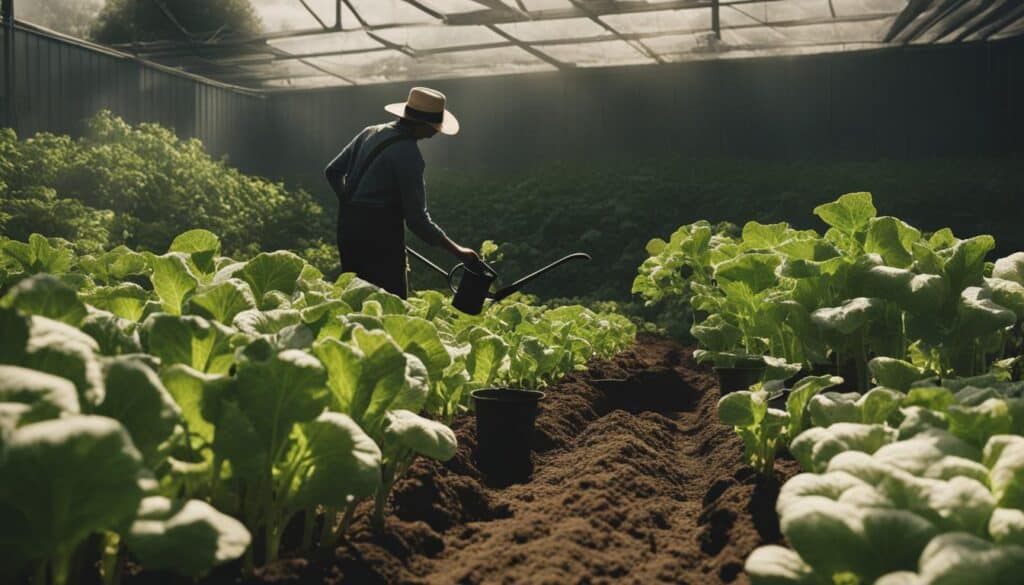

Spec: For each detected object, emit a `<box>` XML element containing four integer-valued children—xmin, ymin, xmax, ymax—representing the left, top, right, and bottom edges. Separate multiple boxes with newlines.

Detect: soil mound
<box><xmin>135</xmin><ymin>334</ymin><xmax>797</xmax><ymax>584</ymax></box>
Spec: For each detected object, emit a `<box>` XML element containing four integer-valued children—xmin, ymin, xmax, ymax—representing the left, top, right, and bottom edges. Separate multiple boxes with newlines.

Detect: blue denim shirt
<box><xmin>325</xmin><ymin>121</ymin><xmax>447</xmax><ymax>246</ymax></box>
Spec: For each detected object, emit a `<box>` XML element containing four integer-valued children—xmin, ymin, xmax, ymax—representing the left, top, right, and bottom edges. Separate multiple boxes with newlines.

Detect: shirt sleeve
<box><xmin>395</xmin><ymin>148</ymin><xmax>448</xmax><ymax>246</ymax></box>
<box><xmin>324</xmin><ymin>131</ymin><xmax>362</xmax><ymax>199</ymax></box>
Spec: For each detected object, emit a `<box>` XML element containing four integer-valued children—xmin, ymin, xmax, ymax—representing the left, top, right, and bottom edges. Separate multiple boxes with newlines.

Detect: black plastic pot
<box><xmin>471</xmin><ymin>388</ymin><xmax>544</xmax><ymax>481</ymax></box>
<box><xmin>714</xmin><ymin>366</ymin><xmax>766</xmax><ymax>394</ymax></box>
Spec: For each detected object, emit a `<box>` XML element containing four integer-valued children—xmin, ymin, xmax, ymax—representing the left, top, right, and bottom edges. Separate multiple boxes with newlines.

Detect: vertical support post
<box><xmin>2</xmin><ymin>0</ymin><xmax>13</xmax><ymax>129</ymax></box>
<box><xmin>711</xmin><ymin>0</ymin><xmax>720</xmax><ymax>40</ymax></box>
<box><xmin>335</xmin><ymin>0</ymin><xmax>342</xmax><ymax>29</ymax></box>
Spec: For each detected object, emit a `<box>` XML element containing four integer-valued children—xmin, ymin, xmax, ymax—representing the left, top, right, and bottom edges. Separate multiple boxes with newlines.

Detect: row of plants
<box><xmin>634</xmin><ymin>192</ymin><xmax>1024</xmax><ymax>583</ymax></box>
<box><xmin>734</xmin><ymin>360</ymin><xmax>1024</xmax><ymax>583</ymax></box>
<box><xmin>634</xmin><ymin>192</ymin><xmax>1024</xmax><ymax>390</ymax></box>
<box><xmin>0</xmin><ymin>229</ymin><xmax>635</xmax><ymax>585</ymax></box>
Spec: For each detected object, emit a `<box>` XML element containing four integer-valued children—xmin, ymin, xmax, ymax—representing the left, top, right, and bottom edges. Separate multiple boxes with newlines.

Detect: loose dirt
<box><xmin>240</xmin><ymin>333</ymin><xmax>799</xmax><ymax>585</ymax></box>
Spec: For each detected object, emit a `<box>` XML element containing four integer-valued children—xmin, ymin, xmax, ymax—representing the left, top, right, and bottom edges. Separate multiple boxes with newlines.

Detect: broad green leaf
<box><xmin>745</xmin><ymin>545</ymin><xmax>816</xmax><ymax>585</ymax></box>
<box><xmin>813</xmin><ymin>192</ymin><xmax>876</xmax><ymax>234</ymax></box>
<box><xmin>993</xmin><ymin>252</ymin><xmax>1024</xmax><ymax>286</ymax></box>
<box><xmin>466</xmin><ymin>333</ymin><xmax>507</xmax><ymax>385</ymax></box>
<box><xmin>714</xmin><ymin>253</ymin><xmax>781</xmax><ymax>297</ymax></box>
<box><xmin>0</xmin><ymin>365</ymin><xmax>80</xmax><ymax>419</ymax></box>
<box><xmin>786</xmin><ymin>374</ymin><xmax>844</xmax><ymax>439</ymax></box>
<box><xmin>0</xmin><ymin>306</ymin><xmax>30</xmax><ymax>364</ymax></box>
<box><xmin>81</xmin><ymin>283</ymin><xmax>150</xmax><ymax>321</ymax></box>
<box><xmin>990</xmin><ymin>508</ymin><xmax>1024</xmax><ymax>546</ymax></box>
<box><xmin>947</xmin><ymin>398</ymin><xmax>1012</xmax><ymax>447</ymax></box>
<box><xmin>169</xmin><ymin>229</ymin><xmax>221</xmax><ymax>276</ymax></box>
<box><xmin>383</xmin><ymin>409</ymin><xmax>457</xmax><ymax>461</ymax></box>
<box><xmin>691</xmin><ymin>316</ymin><xmax>742</xmax><ymax>352</ymax></box>
<box><xmin>287</xmin><ymin>411</ymin><xmax>382</xmax><ymax>508</ymax></box>
<box><xmin>957</xmin><ymin>286</ymin><xmax>1015</xmax><ymax>338</ymax></box>
<box><xmin>23</xmin><ymin>316</ymin><xmax>104</xmax><ymax>408</ymax></box>
<box><xmin>742</xmin><ymin>221</ymin><xmax>791</xmax><ymax>249</ymax></box>
<box><xmin>942</xmin><ymin>235</ymin><xmax>996</xmax><ymax>295</ymax></box>
<box><xmin>811</xmin><ymin>297</ymin><xmax>883</xmax><ymax>335</ymax></box>
<box><xmin>917</xmin><ymin>532</ymin><xmax>1024</xmax><ymax>585</ymax></box>
<box><xmin>381</xmin><ymin>314</ymin><xmax>452</xmax><ymax>383</ymax></box>
<box><xmin>0</xmin><ymin>416</ymin><xmax>144</xmax><ymax>573</ymax></box>
<box><xmin>148</xmin><ymin>252</ymin><xmax>199</xmax><ymax>316</ymax></box>
<box><xmin>1</xmin><ymin>274</ymin><xmax>87</xmax><ymax>325</ymax></box>
<box><xmin>984</xmin><ymin>277</ymin><xmax>1024</xmax><ymax>318</ymax></box>
<box><xmin>718</xmin><ymin>390</ymin><xmax>767</xmax><ymax>427</ymax></box>
<box><xmin>869</xmin><ymin>357</ymin><xmax>926</xmax><ymax>391</ymax></box>
<box><xmin>96</xmin><ymin>356</ymin><xmax>183</xmax><ymax>464</ymax></box>
<box><xmin>781</xmin><ymin>499</ymin><xmax>872</xmax><ymax>577</ymax></box>
<box><xmin>859</xmin><ymin>266</ymin><xmax>947</xmax><ymax>315</ymax></box>
<box><xmin>861</xmin><ymin>508</ymin><xmax>938</xmax><ymax>576</ymax></box>
<box><xmin>125</xmin><ymin>496</ymin><xmax>250</xmax><ymax>578</ymax></box>
<box><xmin>159</xmin><ymin>364</ymin><xmax>224</xmax><ymax>447</ymax></box>
<box><xmin>233</xmin><ymin>348</ymin><xmax>329</xmax><ymax>453</ymax></box>
<box><xmin>865</xmin><ymin>216</ymin><xmax>921</xmax><ymax>268</ymax></box>
<box><xmin>189</xmin><ymin>278</ymin><xmax>256</xmax><ymax>323</ymax></box>
<box><xmin>232</xmin><ymin>308</ymin><xmax>300</xmax><ymax>336</ymax></box>
<box><xmin>237</xmin><ymin>251</ymin><xmax>305</xmax><ymax>307</ymax></box>
<box><xmin>141</xmin><ymin>313</ymin><xmax>234</xmax><ymax>373</ymax></box>
<box><xmin>79</xmin><ymin>311</ymin><xmax>142</xmax><ymax>356</ymax></box>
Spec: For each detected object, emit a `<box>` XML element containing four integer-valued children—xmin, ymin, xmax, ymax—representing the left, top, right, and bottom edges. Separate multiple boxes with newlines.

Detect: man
<box><xmin>325</xmin><ymin>87</ymin><xmax>480</xmax><ymax>299</ymax></box>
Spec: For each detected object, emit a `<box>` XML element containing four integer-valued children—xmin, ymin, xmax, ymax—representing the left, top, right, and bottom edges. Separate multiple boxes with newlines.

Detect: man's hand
<box><xmin>453</xmin><ymin>245</ymin><xmax>481</xmax><ymax>266</ymax></box>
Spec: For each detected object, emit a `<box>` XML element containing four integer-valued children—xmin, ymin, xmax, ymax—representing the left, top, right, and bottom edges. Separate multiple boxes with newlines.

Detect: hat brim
<box><xmin>385</xmin><ymin>102</ymin><xmax>460</xmax><ymax>135</ymax></box>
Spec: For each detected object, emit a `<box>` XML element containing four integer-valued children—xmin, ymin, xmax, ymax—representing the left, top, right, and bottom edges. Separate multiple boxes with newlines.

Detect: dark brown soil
<box><xmin>135</xmin><ymin>334</ymin><xmax>799</xmax><ymax>585</ymax></box>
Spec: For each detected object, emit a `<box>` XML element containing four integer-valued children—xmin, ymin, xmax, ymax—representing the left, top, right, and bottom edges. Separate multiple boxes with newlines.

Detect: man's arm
<box><xmin>396</xmin><ymin>151</ymin><xmax>480</xmax><ymax>264</ymax></box>
<box><xmin>324</xmin><ymin>132</ymin><xmax>362</xmax><ymax>199</ymax></box>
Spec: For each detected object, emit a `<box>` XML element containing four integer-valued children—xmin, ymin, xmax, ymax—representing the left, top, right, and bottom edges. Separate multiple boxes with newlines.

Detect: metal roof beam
<box><xmin>485</xmin><ymin>23</ymin><xmax>570</xmax><ymax>70</ymax></box>
<box><xmin>565</xmin><ymin>0</ymin><xmax>664</xmax><ymax>64</ymax></box>
<box><xmin>113</xmin><ymin>0</ymin><xmax>788</xmax><ymax>57</ymax></box>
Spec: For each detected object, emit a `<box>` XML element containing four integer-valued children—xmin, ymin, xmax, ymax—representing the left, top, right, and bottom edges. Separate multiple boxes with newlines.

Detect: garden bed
<box><xmin>226</xmin><ymin>334</ymin><xmax>798</xmax><ymax>585</ymax></box>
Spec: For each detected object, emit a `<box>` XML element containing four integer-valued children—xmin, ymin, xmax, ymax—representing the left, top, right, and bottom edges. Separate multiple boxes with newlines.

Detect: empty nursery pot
<box><xmin>471</xmin><ymin>388</ymin><xmax>545</xmax><ymax>480</ymax></box>
<box><xmin>714</xmin><ymin>366</ymin><xmax>766</xmax><ymax>394</ymax></box>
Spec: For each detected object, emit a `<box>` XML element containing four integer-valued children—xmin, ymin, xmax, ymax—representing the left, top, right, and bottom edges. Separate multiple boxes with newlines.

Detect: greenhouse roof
<box><xmin>105</xmin><ymin>0</ymin><xmax>1024</xmax><ymax>90</ymax></box>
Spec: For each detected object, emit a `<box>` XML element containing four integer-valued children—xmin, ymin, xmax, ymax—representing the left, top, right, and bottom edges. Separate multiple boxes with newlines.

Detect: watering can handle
<box><xmin>446</xmin><ymin>259</ymin><xmax>498</xmax><ymax>294</ymax></box>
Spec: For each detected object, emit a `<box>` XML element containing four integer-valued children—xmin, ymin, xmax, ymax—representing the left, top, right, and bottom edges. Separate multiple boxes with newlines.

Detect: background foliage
<box><xmin>90</xmin><ymin>0</ymin><xmax>261</xmax><ymax>44</ymax></box>
<box><xmin>0</xmin><ymin>111</ymin><xmax>333</xmax><ymax>267</ymax></box>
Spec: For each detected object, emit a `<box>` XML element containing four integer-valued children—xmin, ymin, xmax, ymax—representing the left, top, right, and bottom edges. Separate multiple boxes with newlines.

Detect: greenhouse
<box><xmin>1</xmin><ymin>0</ymin><xmax>1024</xmax><ymax>583</ymax></box>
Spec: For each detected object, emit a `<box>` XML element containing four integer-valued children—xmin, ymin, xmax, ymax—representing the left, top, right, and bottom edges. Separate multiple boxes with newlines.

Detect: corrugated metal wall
<box><xmin>0</xmin><ymin>21</ymin><xmax>266</xmax><ymax>170</ymax></box>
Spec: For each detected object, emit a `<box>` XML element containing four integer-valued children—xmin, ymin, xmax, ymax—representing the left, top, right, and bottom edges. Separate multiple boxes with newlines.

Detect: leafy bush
<box><xmin>0</xmin><ymin>113</ymin><xmax>334</xmax><ymax>271</ymax></box>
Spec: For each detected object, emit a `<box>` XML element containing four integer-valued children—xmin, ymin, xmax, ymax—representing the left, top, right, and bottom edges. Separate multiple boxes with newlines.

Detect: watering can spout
<box><xmin>491</xmin><ymin>252</ymin><xmax>591</xmax><ymax>302</ymax></box>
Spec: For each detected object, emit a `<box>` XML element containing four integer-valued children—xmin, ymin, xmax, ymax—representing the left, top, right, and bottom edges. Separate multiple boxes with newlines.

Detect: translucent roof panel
<box><xmin>269</xmin><ymin>31</ymin><xmax>382</xmax><ymax>56</ymax></box>
<box><xmin>496</xmin><ymin>18</ymin><xmax>608</xmax><ymax>42</ymax></box>
<box><xmin>600</xmin><ymin>9</ymin><xmax>712</xmax><ymax>35</ymax></box>
<box><xmin>538</xmin><ymin>40</ymin><xmax>656</xmax><ymax>67</ymax></box>
<box><xmin>91</xmin><ymin>0</ymin><xmax>1023</xmax><ymax>89</ymax></box>
<box><xmin>311</xmin><ymin>45</ymin><xmax>554</xmax><ymax>84</ymax></box>
<box><xmin>371</xmin><ymin>25</ymin><xmax>507</xmax><ymax>51</ymax></box>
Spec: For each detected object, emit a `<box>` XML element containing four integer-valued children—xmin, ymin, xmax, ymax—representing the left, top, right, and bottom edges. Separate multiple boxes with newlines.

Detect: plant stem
<box><xmin>338</xmin><ymin>500</ymin><xmax>358</xmax><ymax>537</ymax></box>
<box><xmin>301</xmin><ymin>509</ymin><xmax>316</xmax><ymax>551</ymax></box>
<box><xmin>100</xmin><ymin>532</ymin><xmax>123</xmax><ymax>585</ymax></box>
<box><xmin>33</xmin><ymin>561</ymin><xmax>46</xmax><ymax>585</ymax></box>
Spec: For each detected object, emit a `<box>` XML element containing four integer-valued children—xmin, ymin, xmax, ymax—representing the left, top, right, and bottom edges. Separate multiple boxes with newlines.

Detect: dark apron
<box><xmin>338</xmin><ymin>202</ymin><xmax>408</xmax><ymax>299</ymax></box>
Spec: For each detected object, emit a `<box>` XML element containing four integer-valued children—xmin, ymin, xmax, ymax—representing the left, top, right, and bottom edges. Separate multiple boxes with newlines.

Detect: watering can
<box><xmin>407</xmin><ymin>247</ymin><xmax>591</xmax><ymax>315</ymax></box>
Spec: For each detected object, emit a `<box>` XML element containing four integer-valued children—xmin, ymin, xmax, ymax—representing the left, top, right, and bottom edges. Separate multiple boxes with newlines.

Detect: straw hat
<box><xmin>385</xmin><ymin>87</ymin><xmax>460</xmax><ymax>136</ymax></box>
